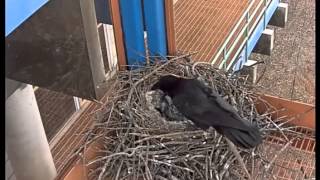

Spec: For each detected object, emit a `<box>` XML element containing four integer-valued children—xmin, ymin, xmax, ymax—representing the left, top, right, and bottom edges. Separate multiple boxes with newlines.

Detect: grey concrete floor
<box><xmin>250</xmin><ymin>0</ymin><xmax>315</xmax><ymax>104</ymax></box>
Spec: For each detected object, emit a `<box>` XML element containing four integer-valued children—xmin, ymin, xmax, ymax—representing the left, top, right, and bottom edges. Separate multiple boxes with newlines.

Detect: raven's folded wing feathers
<box><xmin>153</xmin><ymin>76</ymin><xmax>262</xmax><ymax>148</ymax></box>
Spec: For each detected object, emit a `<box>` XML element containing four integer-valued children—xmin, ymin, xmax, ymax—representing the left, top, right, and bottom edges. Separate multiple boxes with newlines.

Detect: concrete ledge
<box><xmin>268</xmin><ymin>3</ymin><xmax>288</xmax><ymax>28</ymax></box>
<box><xmin>239</xmin><ymin>60</ymin><xmax>257</xmax><ymax>84</ymax></box>
<box><xmin>252</xmin><ymin>29</ymin><xmax>274</xmax><ymax>56</ymax></box>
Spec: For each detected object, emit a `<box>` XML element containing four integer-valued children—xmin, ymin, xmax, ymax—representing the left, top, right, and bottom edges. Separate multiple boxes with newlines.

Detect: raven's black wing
<box><xmin>170</xmin><ymin>79</ymin><xmax>262</xmax><ymax>148</ymax></box>
<box><xmin>171</xmin><ymin>79</ymin><xmax>252</xmax><ymax>131</ymax></box>
<box><xmin>193</xmin><ymin>79</ymin><xmax>245</xmax><ymax>121</ymax></box>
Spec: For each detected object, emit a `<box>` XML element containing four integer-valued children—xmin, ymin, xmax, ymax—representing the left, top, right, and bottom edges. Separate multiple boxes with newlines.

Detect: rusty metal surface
<box><xmin>265</xmin><ymin>127</ymin><xmax>315</xmax><ymax>180</ymax></box>
<box><xmin>165</xmin><ymin>0</ymin><xmax>177</xmax><ymax>55</ymax></box>
<box><xmin>109</xmin><ymin>0</ymin><xmax>127</xmax><ymax>70</ymax></box>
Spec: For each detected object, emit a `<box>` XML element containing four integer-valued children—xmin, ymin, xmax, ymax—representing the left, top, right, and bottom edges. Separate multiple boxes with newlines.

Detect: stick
<box><xmin>226</xmin><ymin>138</ymin><xmax>252</xmax><ymax>180</ymax></box>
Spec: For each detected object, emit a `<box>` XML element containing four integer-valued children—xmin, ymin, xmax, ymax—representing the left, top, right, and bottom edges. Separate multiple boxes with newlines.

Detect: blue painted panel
<box><xmin>5</xmin><ymin>0</ymin><xmax>49</xmax><ymax>36</ymax></box>
<box><xmin>265</xmin><ymin>0</ymin><xmax>280</xmax><ymax>27</ymax></box>
<box><xmin>247</xmin><ymin>18</ymin><xmax>265</xmax><ymax>58</ymax></box>
<box><xmin>143</xmin><ymin>0</ymin><xmax>168</xmax><ymax>59</ymax></box>
<box><xmin>233</xmin><ymin>0</ymin><xmax>279</xmax><ymax>70</ymax></box>
<box><xmin>233</xmin><ymin>47</ymin><xmax>246</xmax><ymax>72</ymax></box>
<box><xmin>119</xmin><ymin>0</ymin><xmax>146</xmax><ymax>67</ymax></box>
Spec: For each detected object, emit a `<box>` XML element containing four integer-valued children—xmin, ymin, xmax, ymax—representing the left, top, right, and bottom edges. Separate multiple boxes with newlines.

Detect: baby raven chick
<box><xmin>145</xmin><ymin>90</ymin><xmax>187</xmax><ymax>122</ymax></box>
<box><xmin>151</xmin><ymin>75</ymin><xmax>262</xmax><ymax>149</ymax></box>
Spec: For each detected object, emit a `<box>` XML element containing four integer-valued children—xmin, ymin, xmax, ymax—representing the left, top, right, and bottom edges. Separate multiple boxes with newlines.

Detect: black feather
<box><xmin>151</xmin><ymin>75</ymin><xmax>262</xmax><ymax>148</ymax></box>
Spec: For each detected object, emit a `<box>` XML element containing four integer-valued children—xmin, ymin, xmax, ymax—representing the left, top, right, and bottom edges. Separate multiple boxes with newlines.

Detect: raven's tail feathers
<box><xmin>219</xmin><ymin>126</ymin><xmax>263</xmax><ymax>149</ymax></box>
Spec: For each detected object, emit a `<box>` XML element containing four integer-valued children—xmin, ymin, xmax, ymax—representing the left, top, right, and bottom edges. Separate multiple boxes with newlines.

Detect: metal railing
<box><xmin>226</xmin><ymin>0</ymin><xmax>271</xmax><ymax>70</ymax></box>
<box><xmin>210</xmin><ymin>0</ymin><xmax>272</xmax><ymax>70</ymax></box>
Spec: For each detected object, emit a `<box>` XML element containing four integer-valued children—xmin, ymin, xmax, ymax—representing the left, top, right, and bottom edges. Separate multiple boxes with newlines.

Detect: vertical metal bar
<box><xmin>223</xmin><ymin>47</ymin><xmax>227</xmax><ymax>67</ymax></box>
<box><xmin>164</xmin><ymin>0</ymin><xmax>176</xmax><ymax>56</ymax></box>
<box><xmin>119</xmin><ymin>0</ymin><xmax>146</xmax><ymax>68</ymax></box>
<box><xmin>246</xmin><ymin>11</ymin><xmax>250</xmax><ymax>36</ymax></box>
<box><xmin>143</xmin><ymin>0</ymin><xmax>168</xmax><ymax>59</ymax></box>
<box><xmin>80</xmin><ymin>0</ymin><xmax>107</xmax><ymax>100</ymax></box>
<box><xmin>218</xmin><ymin>23</ymin><xmax>249</xmax><ymax>68</ymax></box>
<box><xmin>226</xmin><ymin>36</ymin><xmax>249</xmax><ymax>70</ymax></box>
<box><xmin>109</xmin><ymin>0</ymin><xmax>127</xmax><ymax>70</ymax></box>
<box><xmin>245</xmin><ymin>11</ymin><xmax>250</xmax><ymax>61</ymax></box>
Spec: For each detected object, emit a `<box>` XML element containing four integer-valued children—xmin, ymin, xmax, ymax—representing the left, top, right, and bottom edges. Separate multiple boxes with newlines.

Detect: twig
<box><xmin>127</xmin><ymin>53</ymin><xmax>197</xmax><ymax>104</ymax></box>
<box><xmin>264</xmin><ymin>138</ymin><xmax>294</xmax><ymax>172</ymax></box>
<box><xmin>226</xmin><ymin>138</ymin><xmax>252</xmax><ymax>180</ymax></box>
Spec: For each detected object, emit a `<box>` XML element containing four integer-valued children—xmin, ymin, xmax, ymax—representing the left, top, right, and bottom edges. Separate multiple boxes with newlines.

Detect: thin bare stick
<box><xmin>226</xmin><ymin>138</ymin><xmax>252</xmax><ymax>180</ymax></box>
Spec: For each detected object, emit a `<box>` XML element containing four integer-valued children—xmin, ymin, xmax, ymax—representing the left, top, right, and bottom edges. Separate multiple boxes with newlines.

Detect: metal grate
<box><xmin>264</xmin><ymin>127</ymin><xmax>315</xmax><ymax>180</ymax></box>
<box><xmin>174</xmin><ymin>0</ymin><xmax>248</xmax><ymax>63</ymax></box>
<box><xmin>174</xmin><ymin>0</ymin><xmax>275</xmax><ymax>70</ymax></box>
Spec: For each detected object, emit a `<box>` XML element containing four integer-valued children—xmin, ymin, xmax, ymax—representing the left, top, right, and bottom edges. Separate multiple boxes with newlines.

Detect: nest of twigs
<box><xmin>82</xmin><ymin>54</ymin><xmax>314</xmax><ymax>180</ymax></box>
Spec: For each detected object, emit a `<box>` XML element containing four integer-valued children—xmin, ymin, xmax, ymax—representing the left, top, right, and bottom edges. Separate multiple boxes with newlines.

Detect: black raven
<box><xmin>151</xmin><ymin>75</ymin><xmax>262</xmax><ymax>148</ymax></box>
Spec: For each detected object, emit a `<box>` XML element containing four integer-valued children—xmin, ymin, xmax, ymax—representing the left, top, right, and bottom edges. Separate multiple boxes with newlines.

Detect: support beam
<box><xmin>5</xmin><ymin>0</ymin><xmax>107</xmax><ymax>100</ymax></box>
<box><xmin>239</xmin><ymin>60</ymin><xmax>258</xmax><ymax>84</ymax></box>
<box><xmin>252</xmin><ymin>29</ymin><xmax>274</xmax><ymax>56</ymax></box>
<box><xmin>268</xmin><ymin>3</ymin><xmax>288</xmax><ymax>28</ymax></box>
<box><xmin>109</xmin><ymin>0</ymin><xmax>127</xmax><ymax>70</ymax></box>
<box><xmin>165</xmin><ymin>0</ymin><xmax>177</xmax><ymax>55</ymax></box>
<box><xmin>6</xmin><ymin>83</ymin><xmax>57</xmax><ymax>180</ymax></box>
